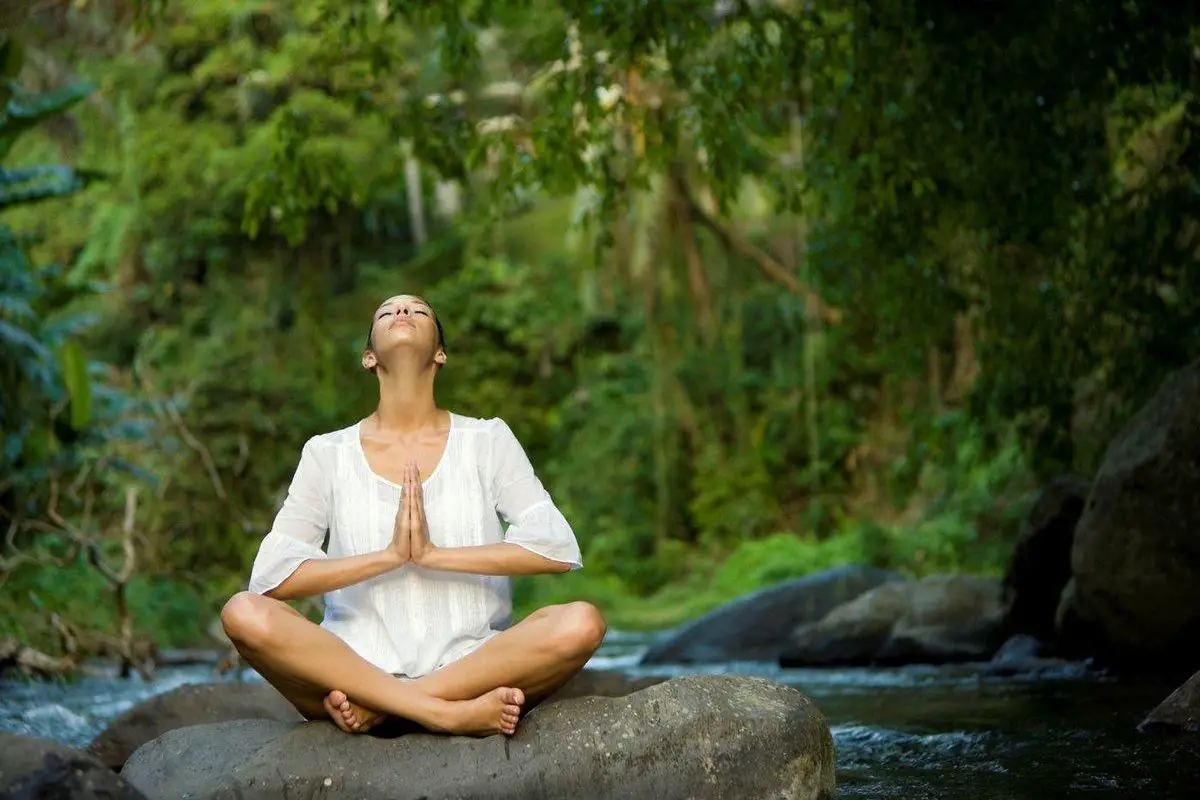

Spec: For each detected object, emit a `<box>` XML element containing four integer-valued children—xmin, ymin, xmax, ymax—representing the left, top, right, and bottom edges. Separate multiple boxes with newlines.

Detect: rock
<box><xmin>87</xmin><ymin>681</ymin><xmax>301</xmax><ymax>771</ymax></box>
<box><xmin>1058</xmin><ymin>360</ymin><xmax>1200</xmax><ymax>667</ymax></box>
<box><xmin>543</xmin><ymin>668</ymin><xmax>666</xmax><ymax>703</ymax></box>
<box><xmin>1002</xmin><ymin>473</ymin><xmax>1090</xmax><ymax>640</ymax></box>
<box><xmin>990</xmin><ymin>633</ymin><xmax>1047</xmax><ymax>664</ymax></box>
<box><xmin>1138</xmin><ymin>670</ymin><xmax>1200</xmax><ymax>734</ymax></box>
<box><xmin>641</xmin><ymin>565</ymin><xmax>904</xmax><ymax>665</ymax></box>
<box><xmin>0</xmin><ymin>732</ymin><xmax>148</xmax><ymax>799</ymax></box>
<box><xmin>780</xmin><ymin>575</ymin><xmax>1006</xmax><ymax>667</ymax></box>
<box><xmin>123</xmin><ymin>675</ymin><xmax>836</xmax><ymax>800</ymax></box>
<box><xmin>982</xmin><ymin>634</ymin><xmax>1075</xmax><ymax>678</ymax></box>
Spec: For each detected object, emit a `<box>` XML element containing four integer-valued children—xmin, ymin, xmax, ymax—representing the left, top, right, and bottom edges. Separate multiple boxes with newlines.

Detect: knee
<box><xmin>551</xmin><ymin>601</ymin><xmax>607</xmax><ymax>657</ymax></box>
<box><xmin>220</xmin><ymin>591</ymin><xmax>277</xmax><ymax>648</ymax></box>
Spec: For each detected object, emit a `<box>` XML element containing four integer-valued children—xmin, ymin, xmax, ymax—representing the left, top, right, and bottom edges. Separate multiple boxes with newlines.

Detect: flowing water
<box><xmin>3</xmin><ymin>630</ymin><xmax>1198</xmax><ymax>799</ymax></box>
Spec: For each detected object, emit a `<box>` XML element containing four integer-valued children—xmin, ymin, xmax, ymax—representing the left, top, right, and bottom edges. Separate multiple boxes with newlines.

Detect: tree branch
<box><xmin>683</xmin><ymin>189</ymin><xmax>842</xmax><ymax>325</ymax></box>
<box><xmin>135</xmin><ymin>367</ymin><xmax>228</xmax><ymax>500</ymax></box>
<box><xmin>0</xmin><ymin>636</ymin><xmax>77</xmax><ymax>678</ymax></box>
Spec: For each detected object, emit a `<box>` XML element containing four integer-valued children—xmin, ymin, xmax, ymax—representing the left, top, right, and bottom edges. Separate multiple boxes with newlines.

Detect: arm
<box><xmin>418</xmin><ymin>542</ymin><xmax>571</xmax><ymax>576</ymax></box>
<box><xmin>409</xmin><ymin>419</ymin><xmax>581</xmax><ymax>576</ymax></box>
<box><xmin>267</xmin><ymin>550</ymin><xmax>403</xmax><ymax>600</ymax></box>
<box><xmin>249</xmin><ymin>437</ymin><xmax>408</xmax><ymax>600</ymax></box>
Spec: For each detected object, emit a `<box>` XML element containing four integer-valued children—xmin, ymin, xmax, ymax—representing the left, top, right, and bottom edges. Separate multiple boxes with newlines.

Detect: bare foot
<box><xmin>323</xmin><ymin>689</ymin><xmax>387</xmax><ymax>734</ymax></box>
<box><xmin>434</xmin><ymin>687</ymin><xmax>525</xmax><ymax>736</ymax></box>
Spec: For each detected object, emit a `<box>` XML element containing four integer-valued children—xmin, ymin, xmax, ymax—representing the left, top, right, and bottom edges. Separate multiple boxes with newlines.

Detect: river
<box><xmin>2</xmin><ymin>630</ymin><xmax>1197</xmax><ymax>799</ymax></box>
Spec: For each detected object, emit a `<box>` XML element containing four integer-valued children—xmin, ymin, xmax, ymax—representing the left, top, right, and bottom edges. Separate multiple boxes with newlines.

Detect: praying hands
<box><xmin>389</xmin><ymin>461</ymin><xmax>435</xmax><ymax>566</ymax></box>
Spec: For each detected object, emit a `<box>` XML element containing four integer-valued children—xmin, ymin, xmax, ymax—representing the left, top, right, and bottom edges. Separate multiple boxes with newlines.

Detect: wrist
<box><xmin>415</xmin><ymin>544</ymin><xmax>443</xmax><ymax>569</ymax></box>
<box><xmin>380</xmin><ymin>548</ymin><xmax>406</xmax><ymax>570</ymax></box>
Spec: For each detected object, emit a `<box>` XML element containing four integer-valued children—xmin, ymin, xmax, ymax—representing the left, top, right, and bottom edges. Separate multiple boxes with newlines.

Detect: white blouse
<box><xmin>247</xmin><ymin>413</ymin><xmax>582</xmax><ymax>678</ymax></box>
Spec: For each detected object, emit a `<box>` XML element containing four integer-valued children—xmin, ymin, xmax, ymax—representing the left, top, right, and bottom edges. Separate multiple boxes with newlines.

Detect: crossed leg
<box><xmin>326</xmin><ymin>601</ymin><xmax>606</xmax><ymax>732</ymax></box>
<box><xmin>219</xmin><ymin>592</ymin><xmax>523</xmax><ymax>735</ymax></box>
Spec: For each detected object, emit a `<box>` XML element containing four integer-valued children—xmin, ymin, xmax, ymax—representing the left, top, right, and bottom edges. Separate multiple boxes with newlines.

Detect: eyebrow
<box><xmin>376</xmin><ymin>298</ymin><xmax>433</xmax><ymax>315</ymax></box>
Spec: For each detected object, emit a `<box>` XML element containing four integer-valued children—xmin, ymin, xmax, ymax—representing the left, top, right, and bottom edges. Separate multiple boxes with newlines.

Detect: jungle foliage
<box><xmin>2</xmin><ymin>0</ymin><xmax>1198</xmax><ymax>650</ymax></box>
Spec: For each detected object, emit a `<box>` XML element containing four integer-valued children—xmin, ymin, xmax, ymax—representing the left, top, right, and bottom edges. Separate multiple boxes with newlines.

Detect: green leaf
<box><xmin>0</xmin><ymin>165</ymin><xmax>105</xmax><ymax>209</ymax></box>
<box><xmin>0</xmin><ymin>80</ymin><xmax>95</xmax><ymax>161</ymax></box>
<box><xmin>57</xmin><ymin>340</ymin><xmax>92</xmax><ymax>429</ymax></box>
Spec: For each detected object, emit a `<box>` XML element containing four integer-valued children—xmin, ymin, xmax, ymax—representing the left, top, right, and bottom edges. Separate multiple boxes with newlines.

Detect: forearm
<box><xmin>266</xmin><ymin>550</ymin><xmax>400</xmax><ymax>600</ymax></box>
<box><xmin>418</xmin><ymin>543</ymin><xmax>572</xmax><ymax>576</ymax></box>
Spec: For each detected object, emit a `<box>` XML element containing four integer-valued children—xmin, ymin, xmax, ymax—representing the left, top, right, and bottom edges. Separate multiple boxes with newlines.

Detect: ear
<box><xmin>434</xmin><ymin>348</ymin><xmax>447</xmax><ymax>367</ymax></box>
<box><xmin>362</xmin><ymin>350</ymin><xmax>377</xmax><ymax>372</ymax></box>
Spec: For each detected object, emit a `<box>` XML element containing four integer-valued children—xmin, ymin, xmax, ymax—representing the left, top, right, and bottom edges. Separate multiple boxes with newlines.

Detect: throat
<box><xmin>358</xmin><ymin>413</ymin><xmax>453</xmax><ymax>485</ymax></box>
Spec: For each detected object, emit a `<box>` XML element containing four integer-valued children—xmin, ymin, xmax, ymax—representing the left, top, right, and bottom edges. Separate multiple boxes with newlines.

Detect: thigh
<box><xmin>412</xmin><ymin>604</ymin><xmax>580</xmax><ymax>703</ymax></box>
<box><xmin>229</xmin><ymin>596</ymin><xmax>353</xmax><ymax>720</ymax></box>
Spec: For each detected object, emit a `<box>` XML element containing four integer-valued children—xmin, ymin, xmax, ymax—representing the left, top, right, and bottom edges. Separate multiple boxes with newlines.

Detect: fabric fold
<box><xmin>246</xmin><ymin>436</ymin><xmax>331</xmax><ymax>594</ymax></box>
<box><xmin>503</xmin><ymin>500</ymin><xmax>583</xmax><ymax>569</ymax></box>
<box><xmin>249</xmin><ymin>532</ymin><xmax>329</xmax><ymax>594</ymax></box>
<box><xmin>488</xmin><ymin>418</ymin><xmax>584</xmax><ymax>570</ymax></box>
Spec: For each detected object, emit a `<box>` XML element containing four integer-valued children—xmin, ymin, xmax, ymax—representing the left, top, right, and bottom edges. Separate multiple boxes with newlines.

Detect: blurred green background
<box><xmin>2</xmin><ymin>0</ymin><xmax>1197</xmax><ymax>653</ymax></box>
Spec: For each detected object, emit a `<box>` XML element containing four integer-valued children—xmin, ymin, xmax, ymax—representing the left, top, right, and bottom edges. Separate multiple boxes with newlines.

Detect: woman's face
<box><xmin>365</xmin><ymin>295</ymin><xmax>445</xmax><ymax>369</ymax></box>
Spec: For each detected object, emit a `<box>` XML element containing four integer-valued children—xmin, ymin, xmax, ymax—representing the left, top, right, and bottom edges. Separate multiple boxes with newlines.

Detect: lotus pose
<box><xmin>220</xmin><ymin>295</ymin><xmax>604</xmax><ymax>736</ymax></box>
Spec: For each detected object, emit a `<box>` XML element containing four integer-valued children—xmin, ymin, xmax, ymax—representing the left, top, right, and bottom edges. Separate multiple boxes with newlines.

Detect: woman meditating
<box><xmin>220</xmin><ymin>295</ymin><xmax>605</xmax><ymax>736</ymax></box>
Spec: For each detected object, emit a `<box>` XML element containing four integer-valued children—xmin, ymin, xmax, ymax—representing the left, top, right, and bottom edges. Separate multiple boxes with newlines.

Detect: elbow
<box><xmin>260</xmin><ymin>577</ymin><xmax>300</xmax><ymax>601</ymax></box>
<box><xmin>548</xmin><ymin>559</ymin><xmax>574</xmax><ymax>574</ymax></box>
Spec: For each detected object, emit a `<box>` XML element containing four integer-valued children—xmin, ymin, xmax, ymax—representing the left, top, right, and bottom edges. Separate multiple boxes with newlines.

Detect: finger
<box><xmin>407</xmin><ymin>462</ymin><xmax>417</xmax><ymax>529</ymax></box>
<box><xmin>396</xmin><ymin>483</ymin><xmax>407</xmax><ymax>528</ymax></box>
<box><xmin>412</xmin><ymin>461</ymin><xmax>426</xmax><ymax>517</ymax></box>
<box><xmin>400</xmin><ymin>467</ymin><xmax>411</xmax><ymax>519</ymax></box>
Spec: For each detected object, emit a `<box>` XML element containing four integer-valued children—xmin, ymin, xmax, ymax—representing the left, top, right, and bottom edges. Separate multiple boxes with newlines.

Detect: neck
<box><xmin>373</xmin><ymin>358</ymin><xmax>440</xmax><ymax>433</ymax></box>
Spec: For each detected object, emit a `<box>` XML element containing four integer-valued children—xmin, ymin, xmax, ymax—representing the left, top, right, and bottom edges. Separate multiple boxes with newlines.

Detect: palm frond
<box><xmin>0</xmin><ymin>80</ymin><xmax>96</xmax><ymax>160</ymax></box>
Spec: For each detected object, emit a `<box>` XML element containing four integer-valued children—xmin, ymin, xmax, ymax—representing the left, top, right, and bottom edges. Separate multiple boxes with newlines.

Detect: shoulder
<box><xmin>296</xmin><ymin>424</ymin><xmax>359</xmax><ymax>464</ymax></box>
<box><xmin>452</xmin><ymin>413</ymin><xmax>527</xmax><ymax>463</ymax></box>
<box><xmin>304</xmin><ymin>424</ymin><xmax>359</xmax><ymax>448</ymax></box>
<box><xmin>451</xmin><ymin>413</ymin><xmax>514</xmax><ymax>439</ymax></box>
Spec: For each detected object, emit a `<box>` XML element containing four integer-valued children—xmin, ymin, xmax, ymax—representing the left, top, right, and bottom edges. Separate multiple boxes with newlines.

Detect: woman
<box><xmin>220</xmin><ymin>295</ymin><xmax>605</xmax><ymax>737</ymax></box>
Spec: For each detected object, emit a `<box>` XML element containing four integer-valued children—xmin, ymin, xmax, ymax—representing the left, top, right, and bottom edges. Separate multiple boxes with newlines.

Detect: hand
<box><xmin>404</xmin><ymin>460</ymin><xmax>436</xmax><ymax>566</ymax></box>
<box><xmin>387</xmin><ymin>477</ymin><xmax>412</xmax><ymax>567</ymax></box>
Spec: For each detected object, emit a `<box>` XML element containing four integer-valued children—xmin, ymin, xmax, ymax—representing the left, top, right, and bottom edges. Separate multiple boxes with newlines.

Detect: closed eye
<box><xmin>377</xmin><ymin>310</ymin><xmax>394</xmax><ymax>319</ymax></box>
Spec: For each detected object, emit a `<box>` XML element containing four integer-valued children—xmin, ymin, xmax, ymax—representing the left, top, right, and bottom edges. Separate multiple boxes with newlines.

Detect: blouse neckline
<box><xmin>354</xmin><ymin>412</ymin><xmax>458</xmax><ymax>489</ymax></box>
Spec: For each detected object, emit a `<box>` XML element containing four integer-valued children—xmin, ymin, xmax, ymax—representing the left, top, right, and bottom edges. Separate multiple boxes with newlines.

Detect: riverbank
<box><xmin>3</xmin><ymin>634</ymin><xmax>1198</xmax><ymax>799</ymax></box>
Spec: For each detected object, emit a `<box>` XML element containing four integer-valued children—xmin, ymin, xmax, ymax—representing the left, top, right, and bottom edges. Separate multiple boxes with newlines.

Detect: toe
<box><xmin>324</xmin><ymin>697</ymin><xmax>354</xmax><ymax>734</ymax></box>
<box><xmin>509</xmin><ymin>688</ymin><xmax>525</xmax><ymax>706</ymax></box>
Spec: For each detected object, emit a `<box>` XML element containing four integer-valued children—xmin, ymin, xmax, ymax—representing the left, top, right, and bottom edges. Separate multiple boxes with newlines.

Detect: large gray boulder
<box><xmin>641</xmin><ymin>566</ymin><xmax>903</xmax><ymax>664</ymax></box>
<box><xmin>1002</xmin><ymin>473</ymin><xmax>1090</xmax><ymax>641</ymax></box>
<box><xmin>1138</xmin><ymin>670</ymin><xmax>1200</xmax><ymax>734</ymax></box>
<box><xmin>0</xmin><ymin>732</ymin><xmax>148</xmax><ymax>799</ymax></box>
<box><xmin>88</xmin><ymin>681</ymin><xmax>301</xmax><ymax>771</ymax></box>
<box><xmin>780</xmin><ymin>575</ymin><xmax>1006</xmax><ymax>666</ymax></box>
<box><xmin>543</xmin><ymin>668</ymin><xmax>666</xmax><ymax>703</ymax></box>
<box><xmin>1057</xmin><ymin>360</ymin><xmax>1200</xmax><ymax>666</ymax></box>
<box><xmin>123</xmin><ymin>676</ymin><xmax>835</xmax><ymax>800</ymax></box>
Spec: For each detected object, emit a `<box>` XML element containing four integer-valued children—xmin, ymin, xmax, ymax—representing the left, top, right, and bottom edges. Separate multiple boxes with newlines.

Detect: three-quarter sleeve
<box><xmin>248</xmin><ymin>437</ymin><xmax>331</xmax><ymax>594</ymax></box>
<box><xmin>488</xmin><ymin>418</ymin><xmax>583</xmax><ymax>569</ymax></box>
